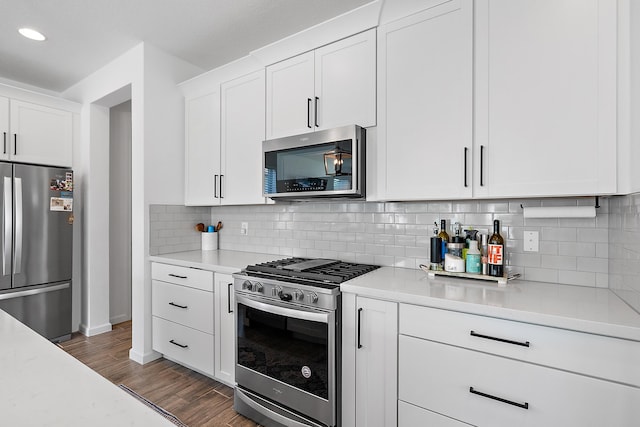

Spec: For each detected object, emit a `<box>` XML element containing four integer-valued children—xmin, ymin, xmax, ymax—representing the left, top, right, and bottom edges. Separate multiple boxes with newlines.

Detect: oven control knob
<box><xmin>280</xmin><ymin>293</ymin><xmax>293</xmax><ymax>302</ymax></box>
<box><xmin>253</xmin><ymin>282</ymin><xmax>263</xmax><ymax>293</ymax></box>
<box><xmin>242</xmin><ymin>280</ymin><xmax>253</xmax><ymax>291</ymax></box>
<box><xmin>272</xmin><ymin>286</ymin><xmax>283</xmax><ymax>297</ymax></box>
<box><xmin>294</xmin><ymin>289</ymin><xmax>304</xmax><ymax>301</ymax></box>
<box><xmin>308</xmin><ymin>292</ymin><xmax>319</xmax><ymax>303</ymax></box>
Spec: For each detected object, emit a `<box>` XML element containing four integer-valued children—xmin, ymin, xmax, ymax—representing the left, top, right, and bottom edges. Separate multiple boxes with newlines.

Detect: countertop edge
<box><xmin>341</xmin><ymin>276</ymin><xmax>640</xmax><ymax>342</ymax></box>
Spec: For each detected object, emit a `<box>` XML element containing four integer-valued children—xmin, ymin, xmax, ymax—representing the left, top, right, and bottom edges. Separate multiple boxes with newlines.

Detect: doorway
<box><xmin>109</xmin><ymin>100</ymin><xmax>132</xmax><ymax>324</ymax></box>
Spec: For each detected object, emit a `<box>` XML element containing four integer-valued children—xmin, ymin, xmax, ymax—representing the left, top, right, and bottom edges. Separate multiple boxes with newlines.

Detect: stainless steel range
<box><xmin>233</xmin><ymin>257</ymin><xmax>379</xmax><ymax>427</ymax></box>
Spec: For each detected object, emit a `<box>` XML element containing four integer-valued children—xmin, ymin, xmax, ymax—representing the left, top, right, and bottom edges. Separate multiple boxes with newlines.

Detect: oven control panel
<box><xmin>234</xmin><ymin>277</ymin><xmax>337</xmax><ymax>310</ymax></box>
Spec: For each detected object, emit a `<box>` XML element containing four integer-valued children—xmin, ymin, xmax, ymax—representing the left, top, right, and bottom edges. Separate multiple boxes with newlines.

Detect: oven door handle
<box><xmin>236</xmin><ymin>294</ymin><xmax>330</xmax><ymax>324</ymax></box>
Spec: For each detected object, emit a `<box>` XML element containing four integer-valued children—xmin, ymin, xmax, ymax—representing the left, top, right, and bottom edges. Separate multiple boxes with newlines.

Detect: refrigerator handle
<box><xmin>3</xmin><ymin>177</ymin><xmax>11</xmax><ymax>276</ymax></box>
<box><xmin>14</xmin><ymin>177</ymin><xmax>22</xmax><ymax>275</ymax></box>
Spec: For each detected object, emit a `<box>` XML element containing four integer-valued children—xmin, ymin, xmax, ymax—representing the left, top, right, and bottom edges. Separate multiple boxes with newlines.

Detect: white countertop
<box><xmin>342</xmin><ymin>267</ymin><xmax>640</xmax><ymax>341</ymax></box>
<box><xmin>149</xmin><ymin>249</ymin><xmax>280</xmax><ymax>274</ymax></box>
<box><xmin>0</xmin><ymin>310</ymin><xmax>175</xmax><ymax>427</ymax></box>
<box><xmin>149</xmin><ymin>251</ymin><xmax>640</xmax><ymax>341</ymax></box>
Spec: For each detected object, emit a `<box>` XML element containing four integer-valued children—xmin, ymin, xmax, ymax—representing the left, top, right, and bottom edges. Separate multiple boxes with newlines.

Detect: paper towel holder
<box><xmin>520</xmin><ymin>197</ymin><xmax>600</xmax><ymax>219</ymax></box>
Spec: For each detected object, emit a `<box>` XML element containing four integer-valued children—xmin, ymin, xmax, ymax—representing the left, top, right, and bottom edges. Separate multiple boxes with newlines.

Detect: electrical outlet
<box><xmin>524</xmin><ymin>231</ymin><xmax>539</xmax><ymax>252</ymax></box>
<box><xmin>240</xmin><ymin>222</ymin><xmax>248</xmax><ymax>235</ymax></box>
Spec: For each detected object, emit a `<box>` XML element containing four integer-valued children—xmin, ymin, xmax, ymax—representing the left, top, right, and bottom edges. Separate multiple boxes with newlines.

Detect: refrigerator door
<box><xmin>13</xmin><ymin>164</ymin><xmax>73</xmax><ymax>289</ymax></box>
<box><xmin>0</xmin><ymin>162</ymin><xmax>12</xmax><ymax>290</ymax></box>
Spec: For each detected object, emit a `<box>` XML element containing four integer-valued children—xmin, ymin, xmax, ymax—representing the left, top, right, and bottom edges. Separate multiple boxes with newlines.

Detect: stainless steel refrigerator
<box><xmin>0</xmin><ymin>163</ymin><xmax>73</xmax><ymax>342</ymax></box>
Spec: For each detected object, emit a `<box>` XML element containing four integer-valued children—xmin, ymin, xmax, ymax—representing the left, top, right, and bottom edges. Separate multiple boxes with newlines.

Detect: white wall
<box><xmin>63</xmin><ymin>43</ymin><xmax>202</xmax><ymax>363</ymax></box>
<box><xmin>109</xmin><ymin>100</ymin><xmax>132</xmax><ymax>324</ymax></box>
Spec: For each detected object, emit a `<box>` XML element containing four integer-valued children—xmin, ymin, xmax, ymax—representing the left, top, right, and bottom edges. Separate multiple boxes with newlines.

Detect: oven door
<box><xmin>235</xmin><ymin>293</ymin><xmax>336</xmax><ymax>426</ymax></box>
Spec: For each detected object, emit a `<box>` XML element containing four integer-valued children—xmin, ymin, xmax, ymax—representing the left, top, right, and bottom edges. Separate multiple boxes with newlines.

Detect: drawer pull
<box><xmin>168</xmin><ymin>273</ymin><xmax>187</xmax><ymax>279</ymax></box>
<box><xmin>469</xmin><ymin>387</ymin><xmax>529</xmax><ymax>410</ymax></box>
<box><xmin>470</xmin><ymin>330</ymin><xmax>530</xmax><ymax>347</ymax></box>
<box><xmin>169</xmin><ymin>339</ymin><xmax>189</xmax><ymax>349</ymax></box>
<box><xmin>169</xmin><ymin>302</ymin><xmax>188</xmax><ymax>309</ymax></box>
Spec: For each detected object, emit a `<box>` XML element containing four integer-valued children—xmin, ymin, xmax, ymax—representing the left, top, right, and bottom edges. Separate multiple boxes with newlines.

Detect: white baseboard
<box><xmin>129</xmin><ymin>348</ymin><xmax>162</xmax><ymax>365</ymax></box>
<box><xmin>109</xmin><ymin>314</ymin><xmax>131</xmax><ymax>326</ymax></box>
<box><xmin>79</xmin><ymin>322</ymin><xmax>113</xmax><ymax>337</ymax></box>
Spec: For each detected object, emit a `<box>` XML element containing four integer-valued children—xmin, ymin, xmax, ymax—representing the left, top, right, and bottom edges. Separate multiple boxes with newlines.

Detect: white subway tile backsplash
<box><xmin>149</xmin><ymin>196</ymin><xmax>617</xmax><ymax>289</ymax></box>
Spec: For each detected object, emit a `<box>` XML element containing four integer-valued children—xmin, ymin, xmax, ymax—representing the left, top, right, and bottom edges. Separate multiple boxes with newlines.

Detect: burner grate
<box><xmin>245</xmin><ymin>258</ymin><xmax>379</xmax><ymax>285</ymax></box>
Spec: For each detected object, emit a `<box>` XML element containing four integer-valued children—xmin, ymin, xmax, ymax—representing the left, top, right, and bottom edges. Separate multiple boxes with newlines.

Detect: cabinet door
<box><xmin>0</xmin><ymin>97</ymin><xmax>8</xmax><ymax>161</ymax></box>
<box><xmin>10</xmin><ymin>100</ymin><xmax>72</xmax><ymax>167</ymax></box>
<box><xmin>475</xmin><ymin>0</ymin><xmax>616</xmax><ymax>197</ymax></box>
<box><xmin>220</xmin><ymin>70</ymin><xmax>267</xmax><ymax>205</ymax></box>
<box><xmin>377</xmin><ymin>0</ymin><xmax>473</xmax><ymax>200</ymax></box>
<box><xmin>214</xmin><ymin>273</ymin><xmax>235</xmax><ymax>386</ymax></box>
<box><xmin>185</xmin><ymin>91</ymin><xmax>221</xmax><ymax>205</ymax></box>
<box><xmin>315</xmin><ymin>29</ymin><xmax>376</xmax><ymax>131</ymax></box>
<box><xmin>266</xmin><ymin>51</ymin><xmax>314</xmax><ymax>139</ymax></box>
<box><xmin>355</xmin><ymin>296</ymin><xmax>398</xmax><ymax>427</ymax></box>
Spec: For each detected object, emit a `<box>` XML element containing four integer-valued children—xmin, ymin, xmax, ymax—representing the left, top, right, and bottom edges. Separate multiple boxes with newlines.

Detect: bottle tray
<box><xmin>419</xmin><ymin>264</ymin><xmax>519</xmax><ymax>286</ymax></box>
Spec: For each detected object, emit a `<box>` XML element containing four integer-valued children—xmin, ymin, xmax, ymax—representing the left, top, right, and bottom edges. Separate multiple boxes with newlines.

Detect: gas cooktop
<box><xmin>243</xmin><ymin>257</ymin><xmax>379</xmax><ymax>288</ymax></box>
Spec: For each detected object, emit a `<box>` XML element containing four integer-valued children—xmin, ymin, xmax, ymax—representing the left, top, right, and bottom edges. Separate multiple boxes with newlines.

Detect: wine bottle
<box><xmin>437</xmin><ymin>219</ymin><xmax>449</xmax><ymax>264</ymax></box>
<box><xmin>488</xmin><ymin>219</ymin><xmax>504</xmax><ymax>277</ymax></box>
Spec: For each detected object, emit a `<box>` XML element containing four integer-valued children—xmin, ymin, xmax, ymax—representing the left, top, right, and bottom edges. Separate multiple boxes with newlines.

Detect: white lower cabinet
<box><xmin>214</xmin><ymin>273</ymin><xmax>235</xmax><ymax>386</ymax></box>
<box><xmin>152</xmin><ymin>316</ymin><xmax>214</xmax><ymax>376</ymax></box>
<box><xmin>397</xmin><ymin>303</ymin><xmax>640</xmax><ymax>427</ymax></box>
<box><xmin>398</xmin><ymin>401</ymin><xmax>471</xmax><ymax>427</ymax></box>
<box><xmin>151</xmin><ymin>262</ymin><xmax>215</xmax><ymax>377</ymax></box>
<box><xmin>342</xmin><ymin>293</ymin><xmax>398</xmax><ymax>427</ymax></box>
<box><xmin>399</xmin><ymin>336</ymin><xmax>640</xmax><ymax>427</ymax></box>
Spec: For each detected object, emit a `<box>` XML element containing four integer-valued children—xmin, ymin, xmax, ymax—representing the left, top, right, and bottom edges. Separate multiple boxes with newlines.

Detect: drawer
<box><xmin>399</xmin><ymin>335</ymin><xmax>640</xmax><ymax>427</ymax></box>
<box><xmin>152</xmin><ymin>280</ymin><xmax>213</xmax><ymax>334</ymax></box>
<box><xmin>399</xmin><ymin>400</ymin><xmax>471</xmax><ymax>426</ymax></box>
<box><xmin>151</xmin><ymin>262</ymin><xmax>213</xmax><ymax>291</ymax></box>
<box><xmin>152</xmin><ymin>316</ymin><xmax>214</xmax><ymax>376</ymax></box>
<box><xmin>399</xmin><ymin>303</ymin><xmax>640</xmax><ymax>386</ymax></box>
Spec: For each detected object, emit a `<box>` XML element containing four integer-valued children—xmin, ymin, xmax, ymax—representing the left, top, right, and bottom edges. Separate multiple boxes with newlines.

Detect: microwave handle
<box><xmin>236</xmin><ymin>294</ymin><xmax>329</xmax><ymax>324</ymax></box>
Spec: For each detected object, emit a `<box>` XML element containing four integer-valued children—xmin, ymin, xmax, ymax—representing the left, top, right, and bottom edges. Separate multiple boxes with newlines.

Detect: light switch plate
<box><xmin>524</xmin><ymin>231</ymin><xmax>539</xmax><ymax>252</ymax></box>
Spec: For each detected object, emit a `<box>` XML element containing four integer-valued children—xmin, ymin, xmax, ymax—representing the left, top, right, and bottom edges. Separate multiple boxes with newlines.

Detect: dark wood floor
<box><xmin>58</xmin><ymin>321</ymin><xmax>261</xmax><ymax>427</ymax></box>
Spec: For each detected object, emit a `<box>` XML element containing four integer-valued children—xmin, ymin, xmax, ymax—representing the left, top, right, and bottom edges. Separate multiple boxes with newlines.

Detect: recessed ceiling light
<box><xmin>18</xmin><ymin>28</ymin><xmax>46</xmax><ymax>41</ymax></box>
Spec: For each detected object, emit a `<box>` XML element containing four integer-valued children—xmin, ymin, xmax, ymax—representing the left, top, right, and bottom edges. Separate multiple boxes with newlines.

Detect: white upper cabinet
<box><xmin>0</xmin><ymin>97</ymin><xmax>8</xmax><ymax>158</ymax></box>
<box><xmin>220</xmin><ymin>69</ymin><xmax>267</xmax><ymax>205</ymax></box>
<box><xmin>266</xmin><ymin>52</ymin><xmax>315</xmax><ymax>138</ymax></box>
<box><xmin>266</xmin><ymin>29</ymin><xmax>376</xmax><ymax>139</ymax></box>
<box><xmin>1</xmin><ymin>98</ymin><xmax>73</xmax><ymax>167</ymax></box>
<box><xmin>376</xmin><ymin>0</ymin><xmax>473</xmax><ymax>201</ymax></box>
<box><xmin>185</xmin><ymin>91</ymin><xmax>221</xmax><ymax>206</ymax></box>
<box><xmin>376</xmin><ymin>0</ymin><xmax>616</xmax><ymax>201</ymax></box>
<box><xmin>474</xmin><ymin>0</ymin><xmax>617</xmax><ymax>198</ymax></box>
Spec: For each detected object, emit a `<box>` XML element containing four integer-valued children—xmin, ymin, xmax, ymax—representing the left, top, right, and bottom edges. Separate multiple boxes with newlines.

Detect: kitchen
<box><xmin>1</xmin><ymin>0</ymin><xmax>640</xmax><ymax>426</ymax></box>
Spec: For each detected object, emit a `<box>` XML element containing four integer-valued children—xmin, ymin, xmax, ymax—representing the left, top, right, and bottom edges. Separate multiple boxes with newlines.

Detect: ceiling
<box><xmin>0</xmin><ymin>0</ymin><xmax>372</xmax><ymax>93</ymax></box>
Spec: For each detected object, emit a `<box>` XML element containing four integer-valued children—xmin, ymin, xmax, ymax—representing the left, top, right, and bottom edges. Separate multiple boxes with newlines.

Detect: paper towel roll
<box><xmin>522</xmin><ymin>206</ymin><xmax>596</xmax><ymax>219</ymax></box>
<box><xmin>202</xmin><ymin>232</ymin><xmax>218</xmax><ymax>250</ymax></box>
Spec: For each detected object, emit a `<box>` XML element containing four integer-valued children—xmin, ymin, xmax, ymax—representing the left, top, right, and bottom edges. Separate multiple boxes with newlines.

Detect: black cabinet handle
<box><xmin>463</xmin><ymin>147</ymin><xmax>469</xmax><ymax>187</ymax></box>
<box><xmin>480</xmin><ymin>145</ymin><xmax>485</xmax><ymax>186</ymax></box>
<box><xmin>307</xmin><ymin>98</ymin><xmax>312</xmax><ymax>128</ymax></box>
<box><xmin>227</xmin><ymin>282</ymin><xmax>233</xmax><ymax>314</ymax></box>
<box><xmin>214</xmin><ymin>174</ymin><xmax>218</xmax><ymax>198</ymax></box>
<box><xmin>168</xmin><ymin>302</ymin><xmax>188</xmax><ymax>309</ymax></box>
<box><xmin>314</xmin><ymin>97</ymin><xmax>319</xmax><ymax>127</ymax></box>
<box><xmin>2</xmin><ymin>132</ymin><xmax>5</xmax><ymax>154</ymax></box>
<box><xmin>169</xmin><ymin>339</ymin><xmax>188</xmax><ymax>349</ymax></box>
<box><xmin>168</xmin><ymin>273</ymin><xmax>187</xmax><ymax>279</ymax></box>
<box><xmin>470</xmin><ymin>330</ymin><xmax>530</xmax><ymax>347</ymax></box>
<box><xmin>357</xmin><ymin>307</ymin><xmax>363</xmax><ymax>349</ymax></box>
<box><xmin>469</xmin><ymin>387</ymin><xmax>529</xmax><ymax>410</ymax></box>
<box><xmin>220</xmin><ymin>174</ymin><xmax>224</xmax><ymax>199</ymax></box>
<box><xmin>13</xmin><ymin>134</ymin><xmax>17</xmax><ymax>155</ymax></box>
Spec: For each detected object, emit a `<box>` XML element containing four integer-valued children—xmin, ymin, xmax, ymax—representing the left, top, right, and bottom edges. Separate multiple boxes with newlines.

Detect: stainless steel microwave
<box><xmin>263</xmin><ymin>125</ymin><xmax>366</xmax><ymax>199</ymax></box>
